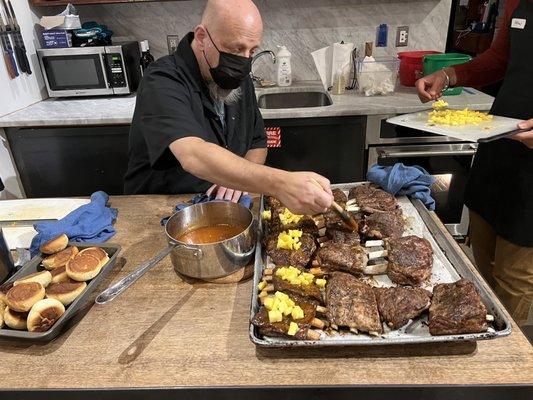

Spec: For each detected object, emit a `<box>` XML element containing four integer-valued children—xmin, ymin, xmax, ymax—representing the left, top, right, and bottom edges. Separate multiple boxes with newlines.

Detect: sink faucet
<box><xmin>251</xmin><ymin>50</ymin><xmax>276</xmax><ymax>83</ymax></box>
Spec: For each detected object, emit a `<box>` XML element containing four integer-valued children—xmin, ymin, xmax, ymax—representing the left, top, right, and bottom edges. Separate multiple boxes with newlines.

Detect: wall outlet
<box><xmin>396</xmin><ymin>26</ymin><xmax>409</xmax><ymax>47</ymax></box>
<box><xmin>167</xmin><ymin>35</ymin><xmax>180</xmax><ymax>55</ymax></box>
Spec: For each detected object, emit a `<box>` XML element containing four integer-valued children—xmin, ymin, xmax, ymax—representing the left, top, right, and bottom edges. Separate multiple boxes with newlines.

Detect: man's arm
<box><xmin>244</xmin><ymin>148</ymin><xmax>267</xmax><ymax>164</ymax></box>
<box><xmin>170</xmin><ymin>137</ymin><xmax>332</xmax><ymax>214</ymax></box>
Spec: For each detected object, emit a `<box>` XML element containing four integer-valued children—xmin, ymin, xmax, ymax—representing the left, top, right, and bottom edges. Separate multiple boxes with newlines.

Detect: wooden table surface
<box><xmin>0</xmin><ymin>195</ymin><xmax>531</xmax><ymax>389</ymax></box>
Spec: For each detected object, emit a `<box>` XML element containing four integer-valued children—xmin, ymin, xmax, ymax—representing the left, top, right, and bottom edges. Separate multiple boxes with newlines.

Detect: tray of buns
<box><xmin>249</xmin><ymin>182</ymin><xmax>512</xmax><ymax>347</ymax></box>
<box><xmin>0</xmin><ymin>236</ymin><xmax>121</xmax><ymax>341</ymax></box>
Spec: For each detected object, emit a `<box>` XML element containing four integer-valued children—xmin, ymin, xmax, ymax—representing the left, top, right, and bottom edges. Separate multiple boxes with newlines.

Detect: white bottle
<box><xmin>276</xmin><ymin>45</ymin><xmax>292</xmax><ymax>87</ymax></box>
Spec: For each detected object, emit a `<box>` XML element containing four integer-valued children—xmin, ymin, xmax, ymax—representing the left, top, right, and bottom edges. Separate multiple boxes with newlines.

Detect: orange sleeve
<box><xmin>453</xmin><ymin>0</ymin><xmax>517</xmax><ymax>88</ymax></box>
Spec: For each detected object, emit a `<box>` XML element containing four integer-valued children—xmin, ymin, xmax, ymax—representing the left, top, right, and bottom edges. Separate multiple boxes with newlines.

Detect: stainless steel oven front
<box><xmin>366</xmin><ymin>114</ymin><xmax>480</xmax><ymax>238</ymax></box>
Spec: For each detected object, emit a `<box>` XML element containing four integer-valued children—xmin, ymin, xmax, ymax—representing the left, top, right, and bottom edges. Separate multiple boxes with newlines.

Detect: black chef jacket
<box><xmin>124</xmin><ymin>32</ymin><xmax>267</xmax><ymax>195</ymax></box>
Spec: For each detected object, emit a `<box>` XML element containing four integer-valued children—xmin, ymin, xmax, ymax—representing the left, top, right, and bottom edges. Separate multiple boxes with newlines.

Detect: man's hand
<box><xmin>415</xmin><ymin>68</ymin><xmax>457</xmax><ymax>103</ymax></box>
<box><xmin>511</xmin><ymin>119</ymin><xmax>533</xmax><ymax>149</ymax></box>
<box><xmin>206</xmin><ymin>184</ymin><xmax>246</xmax><ymax>202</ymax></box>
<box><xmin>274</xmin><ymin>172</ymin><xmax>334</xmax><ymax>215</ymax></box>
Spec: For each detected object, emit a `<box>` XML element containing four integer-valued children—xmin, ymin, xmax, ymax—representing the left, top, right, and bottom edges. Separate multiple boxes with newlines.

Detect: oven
<box><xmin>366</xmin><ymin>115</ymin><xmax>479</xmax><ymax>238</ymax></box>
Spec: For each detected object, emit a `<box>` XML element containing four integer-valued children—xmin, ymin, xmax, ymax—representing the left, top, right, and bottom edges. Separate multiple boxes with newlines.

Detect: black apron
<box><xmin>464</xmin><ymin>0</ymin><xmax>533</xmax><ymax>247</ymax></box>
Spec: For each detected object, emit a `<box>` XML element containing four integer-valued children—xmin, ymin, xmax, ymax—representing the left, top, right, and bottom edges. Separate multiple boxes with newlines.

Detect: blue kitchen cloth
<box><xmin>160</xmin><ymin>193</ymin><xmax>253</xmax><ymax>226</ymax></box>
<box><xmin>29</xmin><ymin>191</ymin><xmax>118</xmax><ymax>256</ymax></box>
<box><xmin>367</xmin><ymin>163</ymin><xmax>436</xmax><ymax>210</ymax></box>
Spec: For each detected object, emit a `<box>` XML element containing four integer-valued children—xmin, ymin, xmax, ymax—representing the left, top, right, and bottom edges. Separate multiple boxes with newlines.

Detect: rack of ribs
<box><xmin>325</xmin><ymin>272</ymin><xmax>382</xmax><ymax>334</ymax></box>
<box><xmin>385</xmin><ymin>235</ymin><xmax>433</xmax><ymax>286</ymax></box>
<box><xmin>265</xmin><ymin>232</ymin><xmax>317</xmax><ymax>268</ymax></box>
<box><xmin>347</xmin><ymin>184</ymin><xmax>399</xmax><ymax>214</ymax></box>
<box><xmin>311</xmin><ymin>241</ymin><xmax>387</xmax><ymax>276</ymax></box>
<box><xmin>260</xmin><ymin>266</ymin><xmax>324</xmax><ymax>302</ymax></box>
<box><xmin>359</xmin><ymin>210</ymin><xmax>405</xmax><ymax>240</ymax></box>
<box><xmin>429</xmin><ymin>279</ymin><xmax>488</xmax><ymax>335</ymax></box>
<box><xmin>374</xmin><ymin>286</ymin><xmax>432</xmax><ymax>330</ymax></box>
<box><xmin>251</xmin><ymin>293</ymin><xmax>323</xmax><ymax>340</ymax></box>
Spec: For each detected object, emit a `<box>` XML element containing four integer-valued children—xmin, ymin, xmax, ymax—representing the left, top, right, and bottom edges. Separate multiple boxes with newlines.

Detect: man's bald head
<box><xmin>201</xmin><ymin>0</ymin><xmax>263</xmax><ymax>41</ymax></box>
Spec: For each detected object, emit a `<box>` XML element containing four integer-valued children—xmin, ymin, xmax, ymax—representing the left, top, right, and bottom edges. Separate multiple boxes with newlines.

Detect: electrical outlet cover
<box><xmin>396</xmin><ymin>26</ymin><xmax>409</xmax><ymax>47</ymax></box>
<box><xmin>167</xmin><ymin>35</ymin><xmax>180</xmax><ymax>55</ymax></box>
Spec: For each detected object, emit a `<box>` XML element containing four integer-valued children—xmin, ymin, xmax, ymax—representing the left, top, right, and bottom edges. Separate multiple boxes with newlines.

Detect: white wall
<box><xmin>0</xmin><ymin>0</ymin><xmax>45</xmax><ymax>199</ymax></box>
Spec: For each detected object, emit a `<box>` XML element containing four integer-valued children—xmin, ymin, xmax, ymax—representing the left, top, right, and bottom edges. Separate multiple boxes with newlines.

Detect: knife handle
<box><xmin>3</xmin><ymin>51</ymin><xmax>17</xmax><ymax>78</ymax></box>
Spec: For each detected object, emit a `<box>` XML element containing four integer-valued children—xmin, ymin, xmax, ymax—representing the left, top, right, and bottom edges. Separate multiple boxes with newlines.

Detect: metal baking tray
<box><xmin>249</xmin><ymin>182</ymin><xmax>512</xmax><ymax>347</ymax></box>
<box><xmin>0</xmin><ymin>242</ymin><xmax>121</xmax><ymax>341</ymax></box>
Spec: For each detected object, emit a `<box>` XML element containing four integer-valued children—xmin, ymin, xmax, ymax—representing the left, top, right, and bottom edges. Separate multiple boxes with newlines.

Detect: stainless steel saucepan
<box><xmin>96</xmin><ymin>201</ymin><xmax>256</xmax><ymax>304</ymax></box>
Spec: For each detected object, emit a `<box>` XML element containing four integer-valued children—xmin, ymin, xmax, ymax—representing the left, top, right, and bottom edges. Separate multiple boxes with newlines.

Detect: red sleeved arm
<box><xmin>453</xmin><ymin>0</ymin><xmax>517</xmax><ymax>88</ymax></box>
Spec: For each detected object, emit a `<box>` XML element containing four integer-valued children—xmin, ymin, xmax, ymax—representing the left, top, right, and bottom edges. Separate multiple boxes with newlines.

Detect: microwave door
<box><xmin>41</xmin><ymin>53</ymin><xmax>113</xmax><ymax>97</ymax></box>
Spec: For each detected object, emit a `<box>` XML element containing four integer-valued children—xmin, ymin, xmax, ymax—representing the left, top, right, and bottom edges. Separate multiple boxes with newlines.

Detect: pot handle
<box><xmin>95</xmin><ymin>243</ymin><xmax>177</xmax><ymax>305</ymax></box>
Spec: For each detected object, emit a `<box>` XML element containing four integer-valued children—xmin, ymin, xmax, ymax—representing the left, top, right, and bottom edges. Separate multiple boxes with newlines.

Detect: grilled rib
<box><xmin>386</xmin><ymin>235</ymin><xmax>433</xmax><ymax>286</ymax></box>
<box><xmin>265</xmin><ymin>232</ymin><xmax>317</xmax><ymax>268</ymax></box>
<box><xmin>374</xmin><ymin>286</ymin><xmax>432</xmax><ymax>329</ymax></box>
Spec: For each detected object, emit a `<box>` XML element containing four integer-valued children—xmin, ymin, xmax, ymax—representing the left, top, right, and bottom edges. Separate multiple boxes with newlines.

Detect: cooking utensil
<box><xmin>96</xmin><ymin>201</ymin><xmax>256</xmax><ymax>304</ymax></box>
<box><xmin>2</xmin><ymin>0</ymin><xmax>30</xmax><ymax>74</ymax></box>
<box><xmin>0</xmin><ymin>9</ymin><xmax>17</xmax><ymax>78</ymax></box>
<box><xmin>310</xmin><ymin>179</ymin><xmax>358</xmax><ymax>231</ymax></box>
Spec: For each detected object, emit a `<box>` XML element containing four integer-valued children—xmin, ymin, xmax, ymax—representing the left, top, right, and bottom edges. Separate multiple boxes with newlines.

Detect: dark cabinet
<box><xmin>265</xmin><ymin>116</ymin><xmax>366</xmax><ymax>184</ymax></box>
<box><xmin>6</xmin><ymin>125</ymin><xmax>130</xmax><ymax>198</ymax></box>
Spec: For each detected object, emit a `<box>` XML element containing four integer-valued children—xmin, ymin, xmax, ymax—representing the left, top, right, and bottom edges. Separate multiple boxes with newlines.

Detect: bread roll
<box><xmin>3</xmin><ymin>308</ymin><xmax>28</xmax><ymax>330</ymax></box>
<box><xmin>5</xmin><ymin>282</ymin><xmax>45</xmax><ymax>312</ymax></box>
<box><xmin>66</xmin><ymin>253</ymin><xmax>102</xmax><ymax>282</ymax></box>
<box><xmin>0</xmin><ymin>282</ymin><xmax>13</xmax><ymax>306</ymax></box>
<box><xmin>50</xmin><ymin>266</ymin><xmax>69</xmax><ymax>284</ymax></box>
<box><xmin>39</xmin><ymin>234</ymin><xmax>68</xmax><ymax>255</ymax></box>
<box><xmin>46</xmin><ymin>281</ymin><xmax>86</xmax><ymax>306</ymax></box>
<box><xmin>27</xmin><ymin>299</ymin><xmax>65</xmax><ymax>332</ymax></box>
<box><xmin>79</xmin><ymin>247</ymin><xmax>109</xmax><ymax>268</ymax></box>
<box><xmin>14</xmin><ymin>270</ymin><xmax>52</xmax><ymax>288</ymax></box>
<box><xmin>42</xmin><ymin>246</ymin><xmax>79</xmax><ymax>270</ymax></box>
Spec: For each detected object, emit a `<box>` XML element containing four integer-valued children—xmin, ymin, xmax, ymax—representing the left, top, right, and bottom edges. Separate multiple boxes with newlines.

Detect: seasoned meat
<box><xmin>265</xmin><ymin>196</ymin><xmax>283</xmax><ymax>211</ymax></box>
<box><xmin>271</xmin><ymin>267</ymin><xmax>323</xmax><ymax>302</ymax></box>
<box><xmin>360</xmin><ymin>211</ymin><xmax>404</xmax><ymax>240</ymax></box>
<box><xmin>326</xmin><ymin>228</ymin><xmax>361</xmax><ymax>246</ymax></box>
<box><xmin>267</xmin><ymin>212</ymin><xmax>319</xmax><ymax>235</ymax></box>
<box><xmin>429</xmin><ymin>279</ymin><xmax>488</xmax><ymax>335</ymax></box>
<box><xmin>265</xmin><ymin>232</ymin><xmax>316</xmax><ymax>267</ymax></box>
<box><xmin>314</xmin><ymin>242</ymin><xmax>368</xmax><ymax>275</ymax></box>
<box><xmin>325</xmin><ymin>272</ymin><xmax>382</xmax><ymax>333</ymax></box>
<box><xmin>332</xmin><ymin>188</ymin><xmax>348</xmax><ymax>205</ymax></box>
<box><xmin>348</xmin><ymin>184</ymin><xmax>398</xmax><ymax>214</ymax></box>
<box><xmin>324</xmin><ymin>209</ymin><xmax>362</xmax><ymax>245</ymax></box>
<box><xmin>386</xmin><ymin>235</ymin><xmax>433</xmax><ymax>286</ymax></box>
<box><xmin>251</xmin><ymin>295</ymin><xmax>317</xmax><ymax>339</ymax></box>
<box><xmin>375</xmin><ymin>286</ymin><xmax>432</xmax><ymax>329</ymax></box>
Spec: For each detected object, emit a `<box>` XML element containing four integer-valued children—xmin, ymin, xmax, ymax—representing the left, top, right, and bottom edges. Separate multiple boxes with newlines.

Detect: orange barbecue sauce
<box><xmin>176</xmin><ymin>224</ymin><xmax>244</xmax><ymax>244</ymax></box>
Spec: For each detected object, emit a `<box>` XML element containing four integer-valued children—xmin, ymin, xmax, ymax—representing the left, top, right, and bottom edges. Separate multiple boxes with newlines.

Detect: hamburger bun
<box><xmin>66</xmin><ymin>253</ymin><xmax>102</xmax><ymax>282</ymax></box>
<box><xmin>0</xmin><ymin>282</ymin><xmax>13</xmax><ymax>306</ymax></box>
<box><xmin>46</xmin><ymin>281</ymin><xmax>86</xmax><ymax>306</ymax></box>
<box><xmin>5</xmin><ymin>282</ymin><xmax>46</xmax><ymax>312</ymax></box>
<box><xmin>50</xmin><ymin>266</ymin><xmax>69</xmax><ymax>284</ymax></box>
<box><xmin>3</xmin><ymin>308</ymin><xmax>28</xmax><ymax>330</ymax></box>
<box><xmin>42</xmin><ymin>246</ymin><xmax>79</xmax><ymax>270</ymax></box>
<box><xmin>39</xmin><ymin>234</ymin><xmax>68</xmax><ymax>255</ymax></box>
<box><xmin>14</xmin><ymin>270</ymin><xmax>52</xmax><ymax>288</ymax></box>
<box><xmin>27</xmin><ymin>299</ymin><xmax>65</xmax><ymax>332</ymax></box>
<box><xmin>79</xmin><ymin>247</ymin><xmax>109</xmax><ymax>268</ymax></box>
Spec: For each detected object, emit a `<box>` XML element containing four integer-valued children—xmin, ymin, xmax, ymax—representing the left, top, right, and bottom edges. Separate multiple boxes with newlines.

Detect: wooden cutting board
<box><xmin>387</xmin><ymin>111</ymin><xmax>523</xmax><ymax>142</ymax></box>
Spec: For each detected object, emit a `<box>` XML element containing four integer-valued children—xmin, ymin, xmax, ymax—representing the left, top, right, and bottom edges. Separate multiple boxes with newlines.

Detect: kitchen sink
<box><xmin>257</xmin><ymin>91</ymin><xmax>333</xmax><ymax>109</ymax></box>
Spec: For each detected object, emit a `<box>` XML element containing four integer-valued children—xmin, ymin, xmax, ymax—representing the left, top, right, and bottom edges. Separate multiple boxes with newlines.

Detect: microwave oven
<box><xmin>37</xmin><ymin>42</ymin><xmax>142</xmax><ymax>98</ymax></box>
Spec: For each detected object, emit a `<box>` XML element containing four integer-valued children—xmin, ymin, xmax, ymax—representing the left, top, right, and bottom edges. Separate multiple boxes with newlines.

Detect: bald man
<box><xmin>124</xmin><ymin>0</ymin><xmax>333</xmax><ymax>214</ymax></box>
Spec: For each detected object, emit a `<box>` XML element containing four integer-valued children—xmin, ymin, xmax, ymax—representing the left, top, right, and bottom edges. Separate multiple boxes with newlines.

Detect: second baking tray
<box><xmin>249</xmin><ymin>183</ymin><xmax>512</xmax><ymax>347</ymax></box>
<box><xmin>0</xmin><ymin>242</ymin><xmax>121</xmax><ymax>341</ymax></box>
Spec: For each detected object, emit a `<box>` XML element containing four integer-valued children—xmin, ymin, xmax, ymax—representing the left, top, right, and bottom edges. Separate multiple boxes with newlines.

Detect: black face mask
<box><xmin>203</xmin><ymin>29</ymin><xmax>252</xmax><ymax>90</ymax></box>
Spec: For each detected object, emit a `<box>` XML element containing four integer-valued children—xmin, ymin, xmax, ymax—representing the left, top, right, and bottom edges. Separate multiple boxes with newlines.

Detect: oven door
<box><xmin>368</xmin><ymin>143</ymin><xmax>477</xmax><ymax>237</ymax></box>
<box><xmin>38</xmin><ymin>48</ymin><xmax>114</xmax><ymax>97</ymax></box>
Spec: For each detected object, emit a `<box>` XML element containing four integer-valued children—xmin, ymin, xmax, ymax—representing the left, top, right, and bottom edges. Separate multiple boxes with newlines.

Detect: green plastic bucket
<box><xmin>423</xmin><ymin>53</ymin><xmax>472</xmax><ymax>95</ymax></box>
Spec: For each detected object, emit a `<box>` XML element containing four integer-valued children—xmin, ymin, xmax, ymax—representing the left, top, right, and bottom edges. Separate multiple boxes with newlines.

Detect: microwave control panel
<box><xmin>105</xmin><ymin>53</ymin><xmax>127</xmax><ymax>87</ymax></box>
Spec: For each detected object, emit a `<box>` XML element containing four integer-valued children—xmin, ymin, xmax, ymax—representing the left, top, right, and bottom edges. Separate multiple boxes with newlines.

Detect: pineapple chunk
<box><xmin>258</xmin><ymin>290</ymin><xmax>269</xmax><ymax>299</ymax></box>
<box><xmin>315</xmin><ymin>278</ymin><xmax>327</xmax><ymax>288</ymax></box>
<box><xmin>264</xmin><ymin>297</ymin><xmax>275</xmax><ymax>310</ymax></box>
<box><xmin>279</xmin><ymin>209</ymin><xmax>303</xmax><ymax>226</ymax></box>
<box><xmin>268</xmin><ymin>310</ymin><xmax>283</xmax><ymax>323</ymax></box>
<box><xmin>287</xmin><ymin>321</ymin><xmax>299</xmax><ymax>336</ymax></box>
<box><xmin>257</xmin><ymin>280</ymin><xmax>267</xmax><ymax>291</ymax></box>
<box><xmin>293</xmin><ymin>241</ymin><xmax>302</xmax><ymax>250</ymax></box>
<box><xmin>261</xmin><ymin>210</ymin><xmax>272</xmax><ymax>220</ymax></box>
<box><xmin>291</xmin><ymin>306</ymin><xmax>305</xmax><ymax>320</ymax></box>
<box><xmin>282</xmin><ymin>305</ymin><xmax>293</xmax><ymax>316</ymax></box>
<box><xmin>288</xmin><ymin>229</ymin><xmax>303</xmax><ymax>238</ymax></box>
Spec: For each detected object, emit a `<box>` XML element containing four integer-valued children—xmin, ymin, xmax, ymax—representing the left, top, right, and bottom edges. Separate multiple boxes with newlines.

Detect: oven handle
<box><xmin>378</xmin><ymin>148</ymin><xmax>477</xmax><ymax>158</ymax></box>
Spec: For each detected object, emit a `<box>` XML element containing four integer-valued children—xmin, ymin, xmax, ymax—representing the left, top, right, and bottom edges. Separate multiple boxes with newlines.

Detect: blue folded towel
<box><xmin>367</xmin><ymin>163</ymin><xmax>436</xmax><ymax>210</ymax></box>
<box><xmin>30</xmin><ymin>191</ymin><xmax>118</xmax><ymax>256</ymax></box>
<box><xmin>160</xmin><ymin>193</ymin><xmax>253</xmax><ymax>226</ymax></box>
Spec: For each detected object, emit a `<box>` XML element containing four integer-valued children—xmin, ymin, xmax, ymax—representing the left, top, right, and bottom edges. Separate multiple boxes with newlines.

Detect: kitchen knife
<box><xmin>0</xmin><ymin>11</ymin><xmax>17</xmax><ymax>78</ymax></box>
<box><xmin>1</xmin><ymin>0</ymin><xmax>29</xmax><ymax>74</ymax></box>
<box><xmin>6</xmin><ymin>0</ymin><xmax>30</xmax><ymax>74</ymax></box>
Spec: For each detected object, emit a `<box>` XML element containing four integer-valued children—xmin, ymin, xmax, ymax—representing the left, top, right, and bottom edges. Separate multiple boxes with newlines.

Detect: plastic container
<box><xmin>276</xmin><ymin>45</ymin><xmax>292</xmax><ymax>87</ymax></box>
<box><xmin>423</xmin><ymin>53</ymin><xmax>472</xmax><ymax>95</ymax></box>
<box><xmin>397</xmin><ymin>50</ymin><xmax>441</xmax><ymax>86</ymax></box>
<box><xmin>356</xmin><ymin>56</ymin><xmax>399</xmax><ymax>96</ymax></box>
